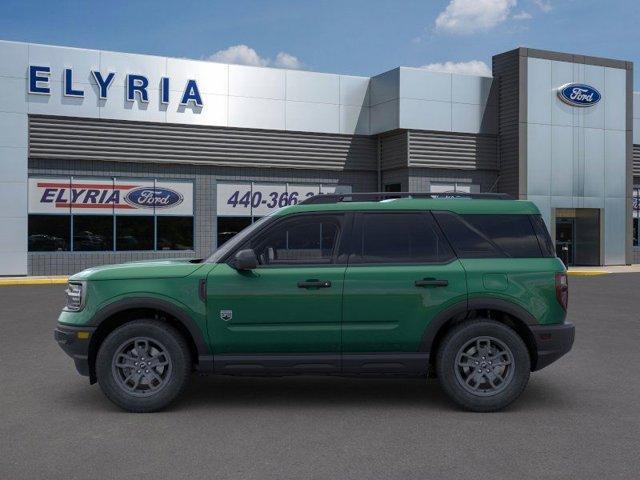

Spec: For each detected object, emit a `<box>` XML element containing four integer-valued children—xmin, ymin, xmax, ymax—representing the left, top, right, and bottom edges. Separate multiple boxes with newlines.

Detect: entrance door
<box><xmin>341</xmin><ymin>211</ymin><xmax>467</xmax><ymax>374</ymax></box>
<box><xmin>555</xmin><ymin>208</ymin><xmax>601</xmax><ymax>266</ymax></box>
<box><xmin>206</xmin><ymin>213</ymin><xmax>346</xmax><ymax>366</ymax></box>
<box><xmin>555</xmin><ymin>217</ymin><xmax>574</xmax><ymax>266</ymax></box>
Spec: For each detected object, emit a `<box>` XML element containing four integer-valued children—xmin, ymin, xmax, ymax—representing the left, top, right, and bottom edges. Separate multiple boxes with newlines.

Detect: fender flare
<box><xmin>419</xmin><ymin>297</ymin><xmax>538</xmax><ymax>353</ymax></box>
<box><xmin>87</xmin><ymin>297</ymin><xmax>212</xmax><ymax>365</ymax></box>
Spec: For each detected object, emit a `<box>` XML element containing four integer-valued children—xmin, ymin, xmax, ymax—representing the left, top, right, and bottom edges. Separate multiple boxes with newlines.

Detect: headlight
<box><xmin>64</xmin><ymin>282</ymin><xmax>86</xmax><ymax>311</ymax></box>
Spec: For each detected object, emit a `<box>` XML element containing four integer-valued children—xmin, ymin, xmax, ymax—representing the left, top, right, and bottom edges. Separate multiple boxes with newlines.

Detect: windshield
<box><xmin>206</xmin><ymin>213</ymin><xmax>275</xmax><ymax>263</ymax></box>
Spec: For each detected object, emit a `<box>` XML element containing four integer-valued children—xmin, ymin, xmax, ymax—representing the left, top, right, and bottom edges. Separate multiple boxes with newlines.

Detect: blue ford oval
<box><xmin>124</xmin><ymin>187</ymin><xmax>183</xmax><ymax>209</ymax></box>
<box><xmin>558</xmin><ymin>83</ymin><xmax>601</xmax><ymax>107</ymax></box>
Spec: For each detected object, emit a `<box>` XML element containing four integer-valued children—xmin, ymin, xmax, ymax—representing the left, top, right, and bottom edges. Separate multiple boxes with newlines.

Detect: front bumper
<box><xmin>530</xmin><ymin>321</ymin><xmax>575</xmax><ymax>371</ymax></box>
<box><xmin>54</xmin><ymin>324</ymin><xmax>96</xmax><ymax>377</ymax></box>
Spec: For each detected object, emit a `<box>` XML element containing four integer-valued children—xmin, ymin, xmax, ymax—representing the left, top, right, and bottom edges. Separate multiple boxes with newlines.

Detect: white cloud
<box><xmin>513</xmin><ymin>10</ymin><xmax>532</xmax><ymax>20</ymax></box>
<box><xmin>420</xmin><ymin>60</ymin><xmax>492</xmax><ymax>77</ymax></box>
<box><xmin>207</xmin><ymin>44</ymin><xmax>268</xmax><ymax>67</ymax></box>
<box><xmin>206</xmin><ymin>44</ymin><xmax>303</xmax><ymax>69</ymax></box>
<box><xmin>274</xmin><ymin>52</ymin><xmax>303</xmax><ymax>69</ymax></box>
<box><xmin>532</xmin><ymin>0</ymin><xmax>552</xmax><ymax>12</ymax></box>
<box><xmin>435</xmin><ymin>0</ymin><xmax>517</xmax><ymax>34</ymax></box>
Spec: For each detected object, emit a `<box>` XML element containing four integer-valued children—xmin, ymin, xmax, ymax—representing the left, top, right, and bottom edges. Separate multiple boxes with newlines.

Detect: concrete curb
<box><xmin>0</xmin><ymin>276</ymin><xmax>68</xmax><ymax>286</ymax></box>
<box><xmin>567</xmin><ymin>271</ymin><xmax>609</xmax><ymax>277</ymax></box>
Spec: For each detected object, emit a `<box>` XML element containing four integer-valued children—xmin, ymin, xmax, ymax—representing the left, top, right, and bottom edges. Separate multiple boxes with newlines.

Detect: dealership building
<box><xmin>0</xmin><ymin>39</ymin><xmax>638</xmax><ymax>275</ymax></box>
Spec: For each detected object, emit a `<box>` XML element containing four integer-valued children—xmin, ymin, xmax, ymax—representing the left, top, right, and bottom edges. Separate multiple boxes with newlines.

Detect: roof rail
<box><xmin>299</xmin><ymin>191</ymin><xmax>512</xmax><ymax>205</ymax></box>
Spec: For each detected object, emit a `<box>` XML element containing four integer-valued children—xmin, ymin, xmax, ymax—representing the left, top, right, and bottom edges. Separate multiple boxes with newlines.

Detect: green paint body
<box><xmin>59</xmin><ymin>199</ymin><xmax>567</xmax><ymax>355</ymax></box>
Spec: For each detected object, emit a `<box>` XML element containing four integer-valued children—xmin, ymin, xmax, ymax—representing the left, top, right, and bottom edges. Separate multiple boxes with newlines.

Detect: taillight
<box><xmin>555</xmin><ymin>272</ymin><xmax>568</xmax><ymax>311</ymax></box>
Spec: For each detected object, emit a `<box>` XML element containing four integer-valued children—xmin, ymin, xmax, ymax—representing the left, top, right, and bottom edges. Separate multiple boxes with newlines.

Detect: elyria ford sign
<box><xmin>28</xmin><ymin>178</ymin><xmax>193</xmax><ymax>215</ymax></box>
<box><xmin>28</xmin><ymin>65</ymin><xmax>204</xmax><ymax>107</ymax></box>
<box><xmin>557</xmin><ymin>83</ymin><xmax>601</xmax><ymax>107</ymax></box>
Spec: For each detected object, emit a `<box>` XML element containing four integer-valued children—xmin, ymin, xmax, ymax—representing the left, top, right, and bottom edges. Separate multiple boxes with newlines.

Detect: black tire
<box><xmin>96</xmin><ymin>320</ymin><xmax>191</xmax><ymax>413</ymax></box>
<box><xmin>436</xmin><ymin>319</ymin><xmax>530</xmax><ymax>412</ymax></box>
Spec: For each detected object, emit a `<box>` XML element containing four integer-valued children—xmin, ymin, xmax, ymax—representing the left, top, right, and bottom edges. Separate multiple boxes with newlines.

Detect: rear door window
<box><xmin>352</xmin><ymin>212</ymin><xmax>454</xmax><ymax>264</ymax></box>
<box><xmin>434</xmin><ymin>212</ymin><xmax>543</xmax><ymax>258</ymax></box>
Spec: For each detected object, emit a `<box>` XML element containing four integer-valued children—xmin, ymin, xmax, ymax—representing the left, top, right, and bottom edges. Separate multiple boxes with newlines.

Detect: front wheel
<box><xmin>96</xmin><ymin>320</ymin><xmax>192</xmax><ymax>412</ymax></box>
<box><xmin>436</xmin><ymin>320</ymin><xmax>530</xmax><ymax>412</ymax></box>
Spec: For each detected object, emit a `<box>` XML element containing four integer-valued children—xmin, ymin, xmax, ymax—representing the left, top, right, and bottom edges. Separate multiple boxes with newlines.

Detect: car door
<box><xmin>206</xmin><ymin>213</ymin><xmax>347</xmax><ymax>372</ymax></box>
<box><xmin>341</xmin><ymin>211</ymin><xmax>467</xmax><ymax>374</ymax></box>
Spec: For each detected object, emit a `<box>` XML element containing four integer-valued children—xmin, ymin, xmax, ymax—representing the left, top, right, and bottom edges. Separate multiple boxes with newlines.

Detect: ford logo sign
<box><xmin>557</xmin><ymin>83</ymin><xmax>601</xmax><ymax>107</ymax></box>
<box><xmin>124</xmin><ymin>187</ymin><xmax>183</xmax><ymax>209</ymax></box>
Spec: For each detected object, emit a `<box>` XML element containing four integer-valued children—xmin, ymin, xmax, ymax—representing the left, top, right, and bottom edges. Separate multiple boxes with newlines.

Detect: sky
<box><xmin>0</xmin><ymin>0</ymin><xmax>638</xmax><ymax>84</ymax></box>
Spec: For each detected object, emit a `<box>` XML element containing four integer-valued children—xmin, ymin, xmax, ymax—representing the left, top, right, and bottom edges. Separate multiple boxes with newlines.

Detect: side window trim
<box><xmin>231</xmin><ymin>212</ymin><xmax>346</xmax><ymax>268</ymax></box>
<box><xmin>348</xmin><ymin>210</ymin><xmax>456</xmax><ymax>266</ymax></box>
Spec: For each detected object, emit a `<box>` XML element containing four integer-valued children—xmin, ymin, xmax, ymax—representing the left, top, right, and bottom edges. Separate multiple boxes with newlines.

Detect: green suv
<box><xmin>55</xmin><ymin>193</ymin><xmax>574</xmax><ymax>412</ymax></box>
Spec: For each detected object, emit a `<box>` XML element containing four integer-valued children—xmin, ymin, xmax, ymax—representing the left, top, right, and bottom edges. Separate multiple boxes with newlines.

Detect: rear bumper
<box><xmin>530</xmin><ymin>321</ymin><xmax>575</xmax><ymax>371</ymax></box>
<box><xmin>54</xmin><ymin>324</ymin><xmax>96</xmax><ymax>377</ymax></box>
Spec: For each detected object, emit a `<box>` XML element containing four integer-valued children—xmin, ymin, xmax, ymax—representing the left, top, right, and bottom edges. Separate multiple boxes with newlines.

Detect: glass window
<box><xmin>355</xmin><ymin>212</ymin><xmax>453</xmax><ymax>264</ymax></box>
<box><xmin>530</xmin><ymin>215</ymin><xmax>555</xmax><ymax>257</ymax></box>
<box><xmin>434</xmin><ymin>212</ymin><xmax>503</xmax><ymax>258</ymax></box>
<box><xmin>217</xmin><ymin>217</ymin><xmax>253</xmax><ymax>247</ymax></box>
<box><xmin>634</xmin><ymin>218</ymin><xmax>638</xmax><ymax>247</ymax></box>
<box><xmin>463</xmin><ymin>214</ymin><xmax>542</xmax><ymax>258</ymax></box>
<box><xmin>73</xmin><ymin>215</ymin><xmax>113</xmax><ymax>251</ymax></box>
<box><xmin>28</xmin><ymin>215</ymin><xmax>70</xmax><ymax>251</ymax></box>
<box><xmin>435</xmin><ymin>212</ymin><xmax>543</xmax><ymax>258</ymax></box>
<box><xmin>157</xmin><ymin>217</ymin><xmax>194</xmax><ymax>250</ymax></box>
<box><xmin>116</xmin><ymin>216</ymin><xmax>154</xmax><ymax>251</ymax></box>
<box><xmin>250</xmin><ymin>215</ymin><xmax>340</xmax><ymax>265</ymax></box>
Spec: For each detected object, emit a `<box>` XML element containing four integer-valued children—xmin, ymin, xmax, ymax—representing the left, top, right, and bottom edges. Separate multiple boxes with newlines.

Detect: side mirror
<box><xmin>233</xmin><ymin>249</ymin><xmax>258</xmax><ymax>270</ymax></box>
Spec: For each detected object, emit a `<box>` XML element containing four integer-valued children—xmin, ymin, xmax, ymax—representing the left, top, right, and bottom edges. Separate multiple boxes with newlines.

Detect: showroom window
<box><xmin>116</xmin><ymin>216</ymin><xmax>154</xmax><ymax>251</ymax></box>
<box><xmin>28</xmin><ymin>215</ymin><xmax>71</xmax><ymax>252</ymax></box>
<box><xmin>158</xmin><ymin>217</ymin><xmax>195</xmax><ymax>251</ymax></box>
<box><xmin>73</xmin><ymin>215</ymin><xmax>114</xmax><ymax>251</ymax></box>
<box><xmin>27</xmin><ymin>177</ymin><xmax>194</xmax><ymax>252</ymax></box>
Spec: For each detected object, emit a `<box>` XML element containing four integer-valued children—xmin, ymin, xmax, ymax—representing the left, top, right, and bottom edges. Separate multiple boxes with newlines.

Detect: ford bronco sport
<box><xmin>55</xmin><ymin>192</ymin><xmax>574</xmax><ymax>412</ymax></box>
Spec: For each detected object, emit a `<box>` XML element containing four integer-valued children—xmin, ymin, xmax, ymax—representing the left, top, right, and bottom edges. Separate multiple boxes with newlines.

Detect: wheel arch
<box><xmin>86</xmin><ymin>298</ymin><xmax>212</xmax><ymax>383</ymax></box>
<box><xmin>421</xmin><ymin>298</ymin><xmax>539</xmax><ymax>371</ymax></box>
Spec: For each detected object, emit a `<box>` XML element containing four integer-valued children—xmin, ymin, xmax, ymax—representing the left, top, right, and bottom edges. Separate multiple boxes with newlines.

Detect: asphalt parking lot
<box><xmin>1</xmin><ymin>275</ymin><xmax>639</xmax><ymax>480</ymax></box>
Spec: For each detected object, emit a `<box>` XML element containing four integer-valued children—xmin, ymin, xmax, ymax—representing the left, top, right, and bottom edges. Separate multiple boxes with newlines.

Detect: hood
<box><xmin>69</xmin><ymin>258</ymin><xmax>206</xmax><ymax>281</ymax></box>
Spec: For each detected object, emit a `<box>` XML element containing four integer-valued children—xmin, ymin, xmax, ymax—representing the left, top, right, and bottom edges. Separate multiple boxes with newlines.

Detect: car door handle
<box><xmin>415</xmin><ymin>278</ymin><xmax>448</xmax><ymax>287</ymax></box>
<box><xmin>297</xmin><ymin>280</ymin><xmax>332</xmax><ymax>289</ymax></box>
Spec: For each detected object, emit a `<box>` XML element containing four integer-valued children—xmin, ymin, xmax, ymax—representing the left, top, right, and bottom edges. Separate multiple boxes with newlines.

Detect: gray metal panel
<box><xmin>492</xmin><ymin>49</ymin><xmax>521</xmax><ymax>197</ymax></box>
<box><xmin>407</xmin><ymin>130</ymin><xmax>498</xmax><ymax>171</ymax></box>
<box><xmin>634</xmin><ymin>145</ymin><xmax>640</xmax><ymax>177</ymax></box>
<box><xmin>28</xmin><ymin>115</ymin><xmax>377</xmax><ymax>171</ymax></box>
<box><xmin>379</xmin><ymin>130</ymin><xmax>408</xmax><ymax>171</ymax></box>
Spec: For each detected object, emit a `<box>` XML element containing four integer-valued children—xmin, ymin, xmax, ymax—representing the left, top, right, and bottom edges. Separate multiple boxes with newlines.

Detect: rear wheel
<box><xmin>96</xmin><ymin>320</ymin><xmax>191</xmax><ymax>412</ymax></box>
<box><xmin>436</xmin><ymin>319</ymin><xmax>530</xmax><ymax>412</ymax></box>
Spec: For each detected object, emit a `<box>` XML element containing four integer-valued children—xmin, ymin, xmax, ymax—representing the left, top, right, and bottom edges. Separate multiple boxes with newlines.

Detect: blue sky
<box><xmin>0</xmin><ymin>0</ymin><xmax>638</xmax><ymax>84</ymax></box>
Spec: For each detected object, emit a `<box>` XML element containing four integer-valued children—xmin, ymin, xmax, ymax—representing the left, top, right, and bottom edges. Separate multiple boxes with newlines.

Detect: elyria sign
<box><xmin>28</xmin><ymin>65</ymin><xmax>204</xmax><ymax>107</ymax></box>
<box><xmin>557</xmin><ymin>83</ymin><xmax>601</xmax><ymax>107</ymax></box>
